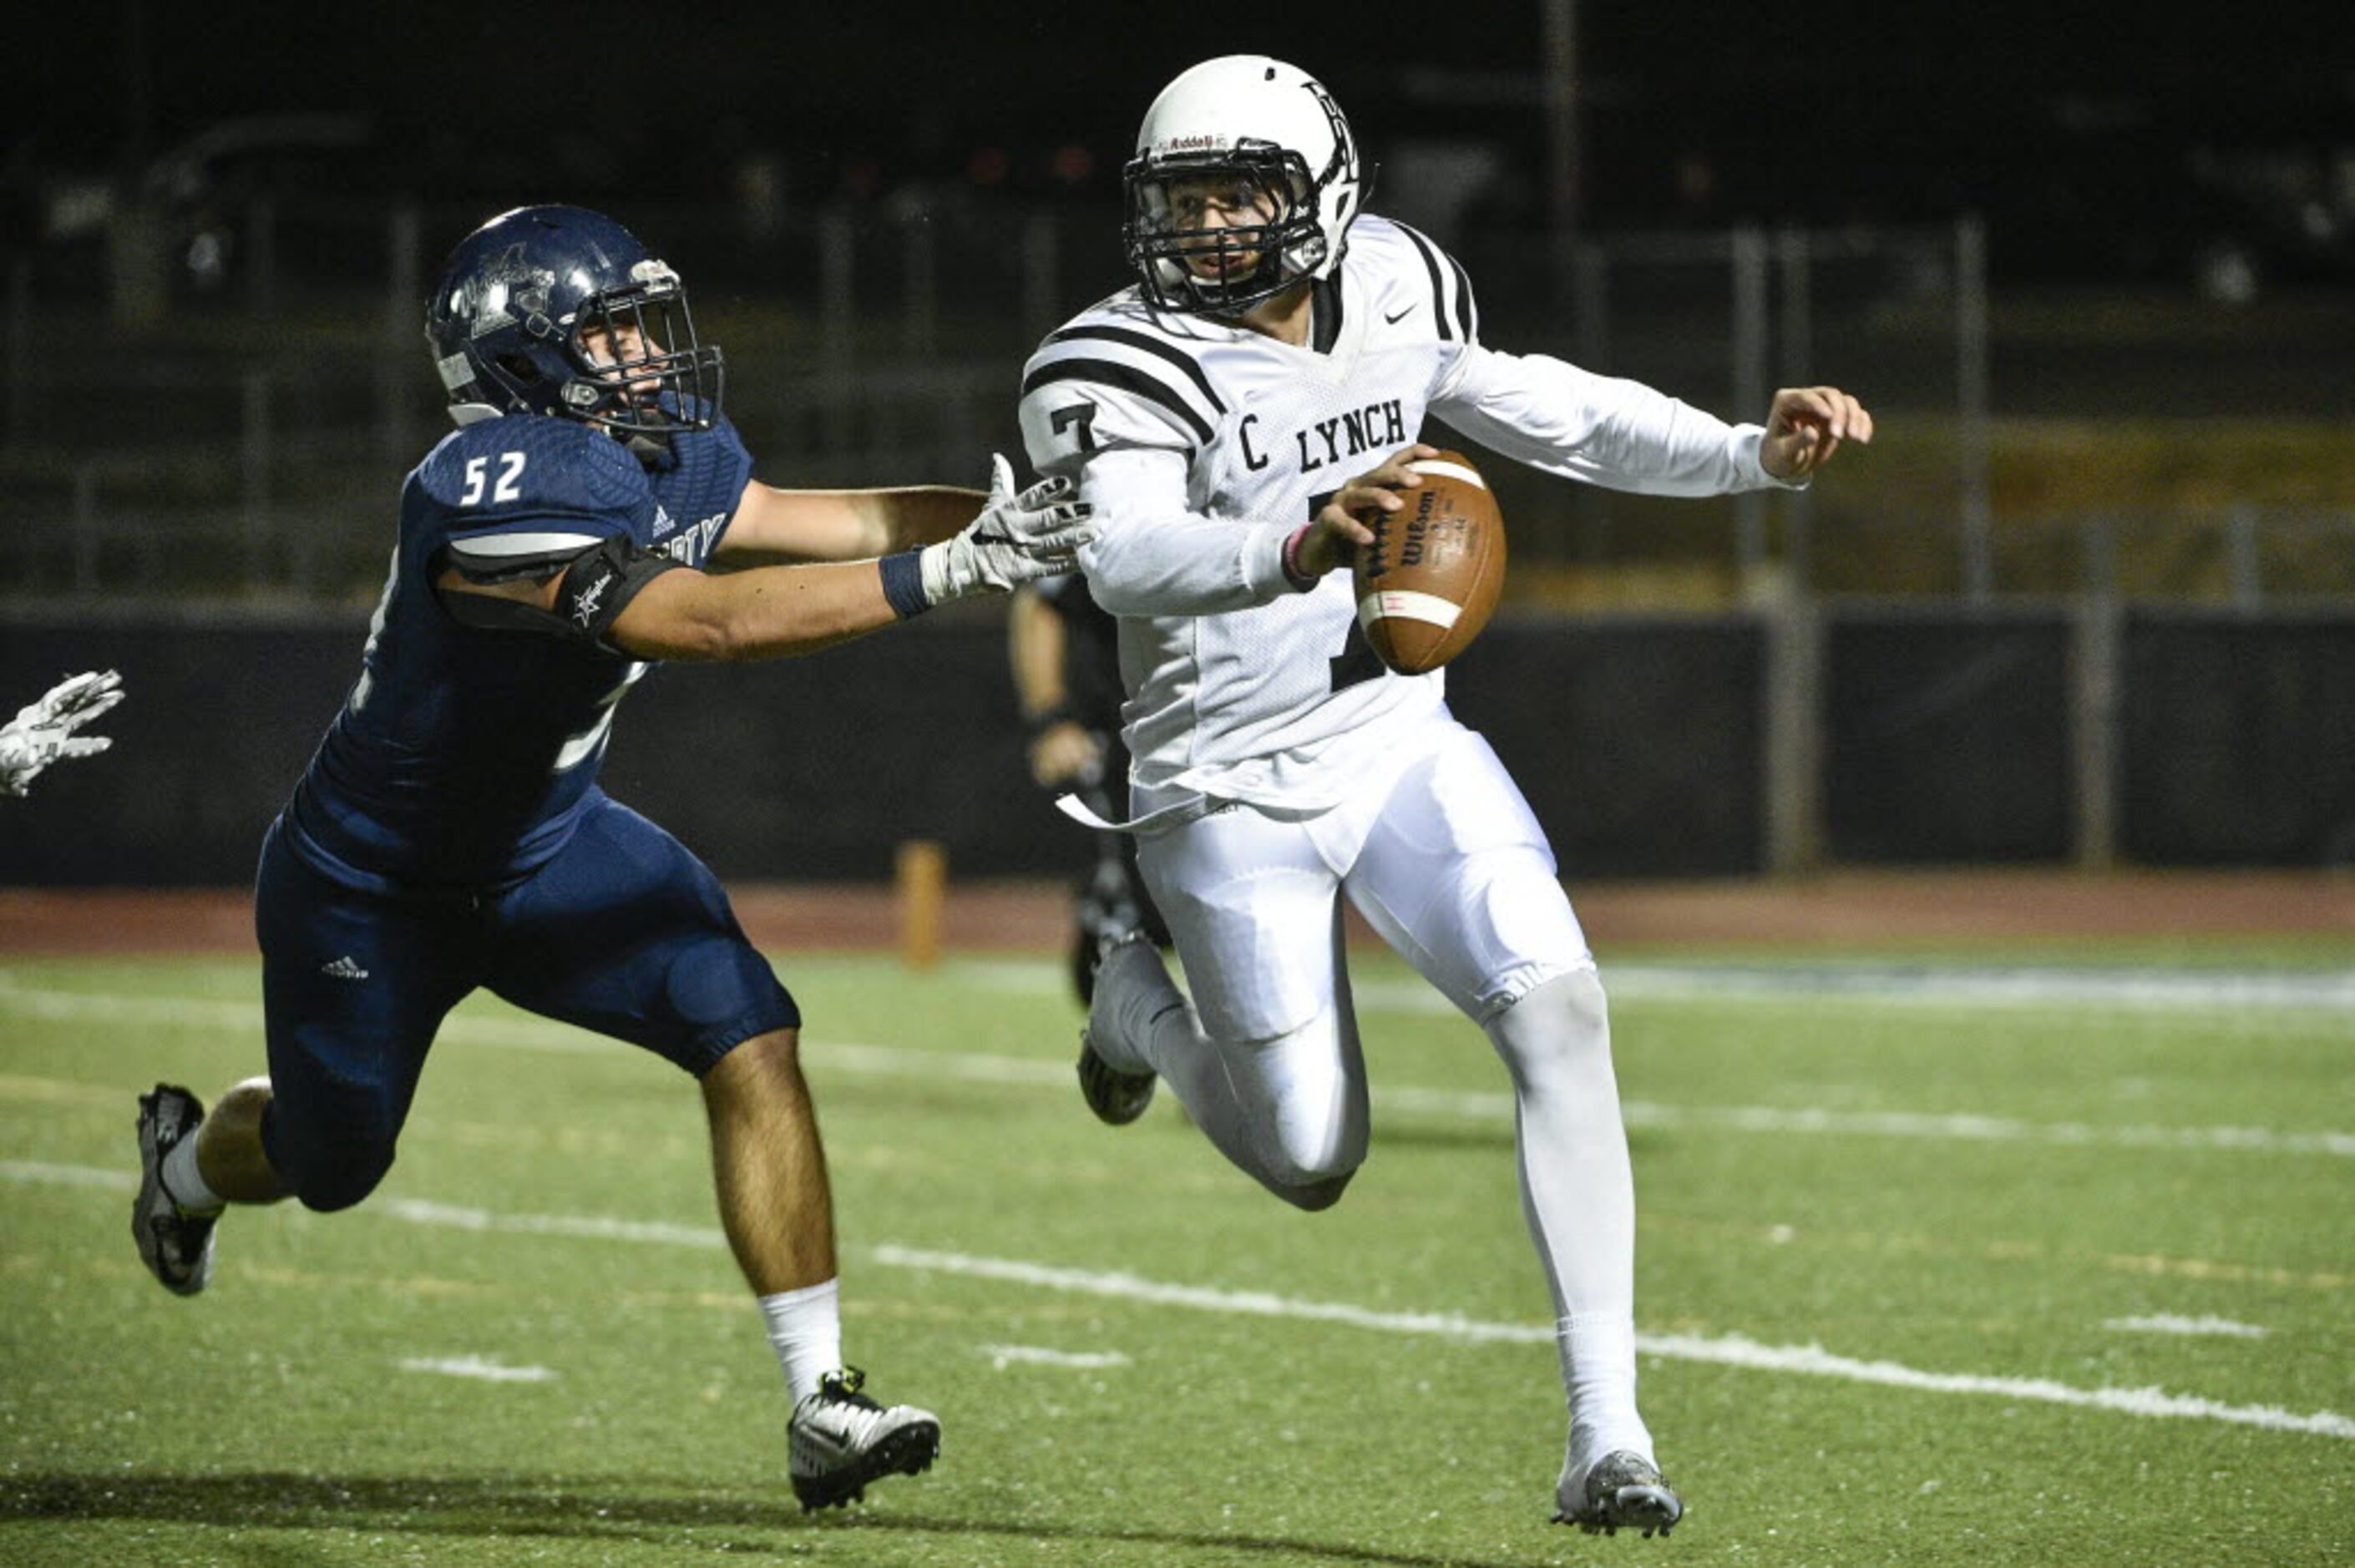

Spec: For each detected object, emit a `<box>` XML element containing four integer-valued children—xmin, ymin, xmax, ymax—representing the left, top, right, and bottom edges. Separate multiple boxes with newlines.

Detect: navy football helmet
<box><xmin>424</xmin><ymin>205</ymin><xmax>723</xmax><ymax>451</ymax></box>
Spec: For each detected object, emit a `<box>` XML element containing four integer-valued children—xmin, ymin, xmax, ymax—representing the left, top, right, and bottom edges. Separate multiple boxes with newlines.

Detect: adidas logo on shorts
<box><xmin>321</xmin><ymin>956</ymin><xmax>370</xmax><ymax>981</ymax></box>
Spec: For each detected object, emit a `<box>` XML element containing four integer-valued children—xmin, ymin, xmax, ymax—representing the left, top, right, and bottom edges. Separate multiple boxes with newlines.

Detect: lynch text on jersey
<box><xmin>1237</xmin><ymin>400</ymin><xmax>1409</xmax><ymax>474</ymax></box>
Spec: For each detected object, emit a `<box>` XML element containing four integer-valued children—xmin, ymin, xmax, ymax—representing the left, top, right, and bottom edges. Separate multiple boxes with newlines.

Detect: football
<box><xmin>1350</xmin><ymin>450</ymin><xmax>1506</xmax><ymax>675</ymax></box>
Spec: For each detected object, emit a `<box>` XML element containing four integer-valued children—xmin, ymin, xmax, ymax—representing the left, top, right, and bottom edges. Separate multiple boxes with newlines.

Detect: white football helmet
<box><xmin>1122</xmin><ymin>56</ymin><xmax>1366</xmax><ymax>316</ymax></box>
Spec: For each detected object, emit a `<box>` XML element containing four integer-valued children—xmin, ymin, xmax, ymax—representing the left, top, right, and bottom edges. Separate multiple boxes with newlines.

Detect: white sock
<box><xmin>759</xmin><ymin>1279</ymin><xmax>842</xmax><ymax>1406</ymax></box>
<box><xmin>1487</xmin><ymin>969</ymin><xmax>1652</xmax><ymax>1466</ymax></box>
<box><xmin>1561</xmin><ymin>1313</ymin><xmax>1652</xmax><ymax>1473</ymax></box>
<box><xmin>160</xmin><ymin>1131</ymin><xmax>224</xmax><ymax>1215</ymax></box>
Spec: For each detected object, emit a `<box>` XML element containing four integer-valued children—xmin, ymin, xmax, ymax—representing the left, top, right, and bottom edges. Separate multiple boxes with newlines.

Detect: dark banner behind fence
<box><xmin>3</xmin><ymin>606</ymin><xmax>2349</xmax><ymax>887</ymax></box>
<box><xmin>1451</xmin><ymin>617</ymin><xmax>1765</xmax><ymax>879</ymax></box>
<box><xmin>1824</xmin><ymin>613</ymin><xmax>2076</xmax><ymax>864</ymax></box>
<box><xmin>2121</xmin><ymin>609</ymin><xmax>2355</xmax><ymax>867</ymax></box>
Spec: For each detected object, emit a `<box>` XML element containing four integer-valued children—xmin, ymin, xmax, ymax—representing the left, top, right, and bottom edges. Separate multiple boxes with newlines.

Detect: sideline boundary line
<box><xmin>5</xmin><ymin>1161</ymin><xmax>2347</xmax><ymax>1442</ymax></box>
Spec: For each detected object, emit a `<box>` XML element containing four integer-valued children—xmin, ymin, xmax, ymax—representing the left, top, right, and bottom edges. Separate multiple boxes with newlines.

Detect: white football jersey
<box><xmin>1019</xmin><ymin>215</ymin><xmax>1787</xmax><ymax>815</ymax></box>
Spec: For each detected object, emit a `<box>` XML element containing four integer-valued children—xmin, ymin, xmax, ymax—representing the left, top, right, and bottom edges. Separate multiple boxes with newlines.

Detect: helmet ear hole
<box><xmin>494</xmin><ymin>352</ymin><xmax>544</xmax><ymax>386</ymax></box>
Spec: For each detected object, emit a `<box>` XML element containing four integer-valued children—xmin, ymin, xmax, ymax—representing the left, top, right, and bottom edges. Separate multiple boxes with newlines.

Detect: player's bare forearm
<box><xmin>867</xmin><ymin>486</ymin><xmax>990</xmax><ymax>549</ymax></box>
<box><xmin>717</xmin><ymin>483</ymin><xmax>987</xmax><ymax>564</ymax></box>
<box><xmin>436</xmin><ymin>560</ymin><xmax>905</xmax><ymax>663</ymax></box>
<box><xmin>607</xmin><ymin>559</ymin><xmax>904</xmax><ymax>661</ymax></box>
<box><xmin>1008</xmin><ymin>588</ymin><xmax>1071</xmax><ymax>714</ymax></box>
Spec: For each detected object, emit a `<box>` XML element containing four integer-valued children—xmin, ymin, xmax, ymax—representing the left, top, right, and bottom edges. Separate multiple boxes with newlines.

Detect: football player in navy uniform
<box><xmin>131</xmin><ymin>205</ymin><xmax>1093</xmax><ymax>1511</ymax></box>
<box><xmin>1020</xmin><ymin>58</ymin><xmax>1871</xmax><ymax>1535</ymax></box>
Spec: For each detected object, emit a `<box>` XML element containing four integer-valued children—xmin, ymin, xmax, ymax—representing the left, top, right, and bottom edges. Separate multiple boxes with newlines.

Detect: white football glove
<box><xmin>919</xmin><ymin>454</ymin><xmax>1096</xmax><ymax>604</ymax></box>
<box><xmin>0</xmin><ymin>669</ymin><xmax>124</xmax><ymax>797</ymax></box>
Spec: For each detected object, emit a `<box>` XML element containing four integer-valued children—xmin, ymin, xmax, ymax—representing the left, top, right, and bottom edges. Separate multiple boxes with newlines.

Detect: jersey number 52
<box><xmin>459</xmin><ymin>452</ymin><xmax>527</xmax><ymax>507</ymax></box>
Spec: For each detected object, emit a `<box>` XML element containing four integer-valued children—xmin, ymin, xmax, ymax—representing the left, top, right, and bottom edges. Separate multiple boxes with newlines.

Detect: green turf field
<box><xmin>2</xmin><ymin>944</ymin><xmax>2349</xmax><ymax>1565</ymax></box>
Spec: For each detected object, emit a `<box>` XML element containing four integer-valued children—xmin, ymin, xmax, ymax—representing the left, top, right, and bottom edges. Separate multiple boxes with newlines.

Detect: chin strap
<box><xmin>621</xmin><ymin>429</ymin><xmax>676</xmax><ymax>465</ymax></box>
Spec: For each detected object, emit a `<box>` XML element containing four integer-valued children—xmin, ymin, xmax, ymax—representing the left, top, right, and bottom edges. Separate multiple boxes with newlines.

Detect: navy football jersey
<box><xmin>286</xmin><ymin>413</ymin><xmax>752</xmax><ymax>891</ymax></box>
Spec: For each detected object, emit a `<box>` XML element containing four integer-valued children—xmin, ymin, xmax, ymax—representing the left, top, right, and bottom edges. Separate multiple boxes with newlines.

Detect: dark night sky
<box><xmin>18</xmin><ymin>2</ymin><xmax>2355</xmax><ymax>232</ymax></box>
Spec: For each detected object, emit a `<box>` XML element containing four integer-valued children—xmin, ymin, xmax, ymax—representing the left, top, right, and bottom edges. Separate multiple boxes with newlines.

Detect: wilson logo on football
<box><xmin>1350</xmin><ymin>452</ymin><xmax>1506</xmax><ymax>676</ymax></box>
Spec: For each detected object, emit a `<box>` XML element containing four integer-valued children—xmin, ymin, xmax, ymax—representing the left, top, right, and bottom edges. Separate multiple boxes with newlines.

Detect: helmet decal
<box><xmin>1301</xmin><ymin>77</ymin><xmax>1356</xmax><ymax>189</ymax></box>
<box><xmin>457</xmin><ymin>244</ymin><xmax>557</xmax><ymax>341</ymax></box>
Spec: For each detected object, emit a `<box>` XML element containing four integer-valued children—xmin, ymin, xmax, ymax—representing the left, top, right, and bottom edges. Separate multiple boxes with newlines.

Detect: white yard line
<box><xmin>1614</xmin><ymin>1101</ymin><xmax>2355</xmax><ymax>1157</ymax></box>
<box><xmin>3</xmin><ymin>975</ymin><xmax>2349</xmax><ymax>1156</ymax></box>
<box><xmin>398</xmin><ymin>1354</ymin><xmax>558</xmax><ymax>1383</ymax></box>
<box><xmin>976</xmin><ymin>1345</ymin><xmax>1132</xmax><ymax>1371</ymax></box>
<box><xmin>0</xmin><ymin>1159</ymin><xmax>132</xmax><ymax>1190</ymax></box>
<box><xmin>373</xmin><ymin>1196</ymin><xmax>725</xmax><ymax>1247</ymax></box>
<box><xmin>1595</xmin><ymin>964</ymin><xmax>2355</xmax><ymax>1013</ymax></box>
<box><xmin>875</xmin><ymin>1247</ymin><xmax>2352</xmax><ymax>1441</ymax></box>
<box><xmin>2105</xmin><ymin>1314</ymin><xmax>2271</xmax><ymax>1339</ymax></box>
<box><xmin>7</xmin><ymin>1159</ymin><xmax>2347</xmax><ymax>1443</ymax></box>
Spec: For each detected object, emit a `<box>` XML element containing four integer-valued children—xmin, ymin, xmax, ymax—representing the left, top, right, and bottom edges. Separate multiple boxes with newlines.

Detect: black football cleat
<box><xmin>1076</xmin><ymin>928</ymin><xmax>1160</xmax><ymax>1125</ymax></box>
<box><xmin>1076</xmin><ymin>1024</ymin><xmax>1157</xmax><ymax>1126</ymax></box>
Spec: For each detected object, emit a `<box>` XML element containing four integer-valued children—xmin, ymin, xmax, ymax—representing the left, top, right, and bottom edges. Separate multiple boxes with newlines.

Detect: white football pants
<box><xmin>1092</xmin><ymin>712</ymin><xmax>1653</xmax><ymax>1463</ymax></box>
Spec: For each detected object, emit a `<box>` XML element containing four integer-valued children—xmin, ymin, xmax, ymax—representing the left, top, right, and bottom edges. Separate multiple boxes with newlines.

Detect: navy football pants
<box><xmin>253</xmin><ymin>794</ymin><xmax>798</xmax><ymax>1211</ymax></box>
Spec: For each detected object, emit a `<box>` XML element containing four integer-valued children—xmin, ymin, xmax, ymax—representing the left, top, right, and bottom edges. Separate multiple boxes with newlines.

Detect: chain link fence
<box><xmin>4</xmin><ymin>195</ymin><xmax>2347</xmax><ymax>605</ymax></box>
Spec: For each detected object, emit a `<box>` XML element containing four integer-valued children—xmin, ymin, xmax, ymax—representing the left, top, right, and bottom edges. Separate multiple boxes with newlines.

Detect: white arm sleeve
<box><xmin>1432</xmin><ymin>342</ymin><xmax>1796</xmax><ymax>497</ymax></box>
<box><xmin>1065</xmin><ymin>448</ymin><xmax>1299</xmax><ymax>617</ymax></box>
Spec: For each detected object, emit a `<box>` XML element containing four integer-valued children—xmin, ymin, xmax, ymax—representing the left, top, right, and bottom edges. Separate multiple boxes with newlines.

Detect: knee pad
<box><xmin>1231</xmin><ymin>1006</ymin><xmax>1369</xmax><ymax>1204</ymax></box>
<box><xmin>1269</xmin><ymin>1170</ymin><xmax>1355</xmax><ymax>1212</ymax></box>
<box><xmin>1486</xmin><ymin>965</ymin><xmax>1613</xmax><ymax>1085</ymax></box>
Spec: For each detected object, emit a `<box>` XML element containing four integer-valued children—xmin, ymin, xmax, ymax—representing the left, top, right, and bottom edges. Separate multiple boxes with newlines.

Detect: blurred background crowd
<box><xmin>8</xmin><ymin>1</ymin><xmax>2351</xmax><ymax>603</ymax></box>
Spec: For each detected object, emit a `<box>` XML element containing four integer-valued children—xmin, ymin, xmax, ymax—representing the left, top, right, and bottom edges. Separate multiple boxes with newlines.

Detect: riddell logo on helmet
<box><xmin>1161</xmin><ymin>135</ymin><xmax>1224</xmax><ymax>151</ymax></box>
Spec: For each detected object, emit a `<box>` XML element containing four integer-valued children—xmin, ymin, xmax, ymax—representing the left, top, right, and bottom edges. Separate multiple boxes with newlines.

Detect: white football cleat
<box><xmin>132</xmin><ymin>1084</ymin><xmax>220</xmax><ymax>1297</ymax></box>
<box><xmin>788</xmin><ymin>1368</ymin><xmax>940</xmax><ymax>1510</ymax></box>
<box><xmin>1557</xmin><ymin>1449</ymin><xmax>1684</xmax><ymax>1538</ymax></box>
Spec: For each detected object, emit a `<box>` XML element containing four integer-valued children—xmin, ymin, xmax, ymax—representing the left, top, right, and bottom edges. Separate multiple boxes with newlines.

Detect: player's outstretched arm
<box><xmin>435</xmin><ymin>458</ymin><xmax>1091</xmax><ymax>663</ymax></box>
<box><xmin>606</xmin><ymin>557</ymin><xmax>929</xmax><ymax>660</ymax></box>
<box><xmin>0</xmin><ymin>669</ymin><xmax>124</xmax><ymax>797</ymax></box>
<box><xmin>714</xmin><ymin>481</ymin><xmax>995</xmax><ymax>564</ymax></box>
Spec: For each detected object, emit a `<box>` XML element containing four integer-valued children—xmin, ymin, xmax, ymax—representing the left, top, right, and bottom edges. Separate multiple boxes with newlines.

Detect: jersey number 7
<box><xmin>1312</xmin><ymin>488</ymin><xmax>1385</xmax><ymax>694</ymax></box>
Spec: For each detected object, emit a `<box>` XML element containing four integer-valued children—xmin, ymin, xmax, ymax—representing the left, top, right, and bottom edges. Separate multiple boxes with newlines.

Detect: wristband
<box><xmin>1280</xmin><ymin>525</ymin><xmax>1317</xmax><ymax>591</ymax></box>
<box><xmin>879</xmin><ymin>550</ymin><xmax>931</xmax><ymax>618</ymax></box>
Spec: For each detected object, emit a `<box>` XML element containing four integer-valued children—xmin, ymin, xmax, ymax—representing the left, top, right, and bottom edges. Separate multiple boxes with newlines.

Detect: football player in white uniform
<box><xmin>1018</xmin><ymin>55</ymin><xmax>1872</xmax><ymax>1537</ymax></box>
